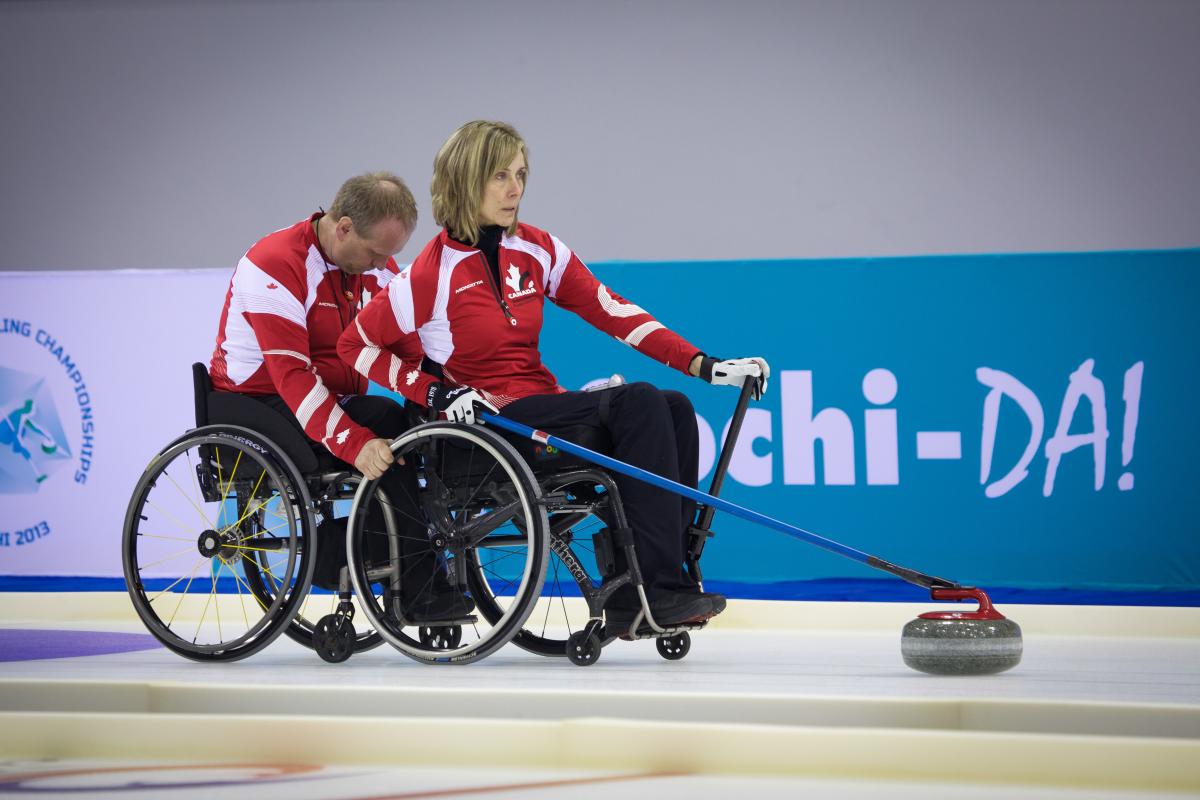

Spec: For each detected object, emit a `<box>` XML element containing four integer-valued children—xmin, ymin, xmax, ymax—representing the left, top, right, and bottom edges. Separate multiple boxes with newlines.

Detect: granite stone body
<box><xmin>900</xmin><ymin>617</ymin><xmax>1023</xmax><ymax>675</ymax></box>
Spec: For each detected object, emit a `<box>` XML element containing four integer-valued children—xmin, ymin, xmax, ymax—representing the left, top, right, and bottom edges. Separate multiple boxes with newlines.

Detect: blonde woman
<box><xmin>339</xmin><ymin>120</ymin><xmax>768</xmax><ymax>632</ymax></box>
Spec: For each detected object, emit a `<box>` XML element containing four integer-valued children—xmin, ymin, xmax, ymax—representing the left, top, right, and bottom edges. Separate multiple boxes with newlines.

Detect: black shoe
<box><xmin>709</xmin><ymin>593</ymin><xmax>727</xmax><ymax>615</ymax></box>
<box><xmin>681</xmin><ymin>582</ymin><xmax>724</xmax><ymax>614</ymax></box>
<box><xmin>605</xmin><ymin>590</ymin><xmax>715</xmax><ymax>637</ymax></box>
<box><xmin>695</xmin><ymin>590</ymin><xmax>727</xmax><ymax>616</ymax></box>
<box><xmin>680</xmin><ymin>583</ymin><xmax>728</xmax><ymax>616</ymax></box>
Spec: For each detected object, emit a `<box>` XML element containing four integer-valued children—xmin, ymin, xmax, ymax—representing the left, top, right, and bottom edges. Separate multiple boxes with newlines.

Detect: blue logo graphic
<box><xmin>0</xmin><ymin>366</ymin><xmax>72</xmax><ymax>494</ymax></box>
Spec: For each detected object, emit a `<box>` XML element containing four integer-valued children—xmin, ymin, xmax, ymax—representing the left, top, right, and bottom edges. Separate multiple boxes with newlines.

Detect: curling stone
<box><xmin>901</xmin><ymin>587</ymin><xmax>1022</xmax><ymax>675</ymax></box>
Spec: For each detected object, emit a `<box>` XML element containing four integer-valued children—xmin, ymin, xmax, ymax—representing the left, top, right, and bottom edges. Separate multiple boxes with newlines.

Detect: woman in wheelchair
<box><xmin>337</xmin><ymin>120</ymin><xmax>769</xmax><ymax>635</ymax></box>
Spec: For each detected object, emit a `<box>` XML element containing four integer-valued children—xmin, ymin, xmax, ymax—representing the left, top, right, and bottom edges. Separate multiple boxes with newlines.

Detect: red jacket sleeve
<box><xmin>337</xmin><ymin>270</ymin><xmax>441</xmax><ymax>406</ymax></box>
<box><xmin>545</xmin><ymin>238</ymin><xmax>701</xmax><ymax>373</ymax></box>
<box><xmin>232</xmin><ymin>254</ymin><xmax>375</xmax><ymax>464</ymax></box>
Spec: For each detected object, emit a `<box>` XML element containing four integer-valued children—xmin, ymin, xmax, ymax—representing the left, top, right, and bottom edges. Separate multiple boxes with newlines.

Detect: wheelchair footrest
<box><xmin>605</xmin><ymin>619</ymin><xmax>709</xmax><ymax>642</ymax></box>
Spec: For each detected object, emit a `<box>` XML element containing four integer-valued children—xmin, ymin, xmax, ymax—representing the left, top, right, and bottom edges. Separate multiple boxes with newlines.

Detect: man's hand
<box><xmin>427</xmin><ymin>383</ymin><xmax>499</xmax><ymax>425</ymax></box>
<box><xmin>354</xmin><ymin>438</ymin><xmax>395</xmax><ymax>481</ymax></box>
<box><xmin>697</xmin><ymin>356</ymin><xmax>771</xmax><ymax>400</ymax></box>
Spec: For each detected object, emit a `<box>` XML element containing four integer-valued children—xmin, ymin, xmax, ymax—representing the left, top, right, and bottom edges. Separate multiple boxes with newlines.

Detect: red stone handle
<box><xmin>920</xmin><ymin>586</ymin><xmax>1006</xmax><ymax>620</ymax></box>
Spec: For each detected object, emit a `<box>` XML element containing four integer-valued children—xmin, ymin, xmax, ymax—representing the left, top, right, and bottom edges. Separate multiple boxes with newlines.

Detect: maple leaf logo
<box><xmin>266</xmin><ymin>282</ymin><xmax>279</xmax><ymax>289</ymax></box>
<box><xmin>505</xmin><ymin>266</ymin><xmax>522</xmax><ymax>294</ymax></box>
<box><xmin>336</xmin><ymin>429</ymin><xmax>349</xmax><ymax>445</ymax></box>
<box><xmin>405</xmin><ymin>370</ymin><xmax>419</xmax><ymax>386</ymax></box>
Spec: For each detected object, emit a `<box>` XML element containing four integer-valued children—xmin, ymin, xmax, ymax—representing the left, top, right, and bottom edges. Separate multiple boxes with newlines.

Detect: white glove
<box><xmin>699</xmin><ymin>356</ymin><xmax>771</xmax><ymax>399</ymax></box>
<box><xmin>427</xmin><ymin>384</ymin><xmax>499</xmax><ymax>425</ymax></box>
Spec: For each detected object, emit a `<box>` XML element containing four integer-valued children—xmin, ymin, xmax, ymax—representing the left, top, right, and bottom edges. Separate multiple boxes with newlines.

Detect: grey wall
<box><xmin>1</xmin><ymin>0</ymin><xmax>1197</xmax><ymax>270</ymax></box>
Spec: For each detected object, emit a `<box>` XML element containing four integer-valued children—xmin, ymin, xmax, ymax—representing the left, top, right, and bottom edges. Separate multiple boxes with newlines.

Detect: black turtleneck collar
<box><xmin>476</xmin><ymin>224</ymin><xmax>504</xmax><ymax>249</ymax></box>
<box><xmin>451</xmin><ymin>225</ymin><xmax>505</xmax><ymax>281</ymax></box>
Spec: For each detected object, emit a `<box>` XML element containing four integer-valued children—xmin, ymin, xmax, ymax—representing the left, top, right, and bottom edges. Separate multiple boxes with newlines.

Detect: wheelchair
<box><xmin>121</xmin><ymin>364</ymin><xmax>530</xmax><ymax>664</ymax></box>
<box><xmin>123</xmin><ymin>364</ymin><xmax>740</xmax><ymax>668</ymax></box>
<box><xmin>343</xmin><ymin>373</ymin><xmax>740</xmax><ymax>667</ymax></box>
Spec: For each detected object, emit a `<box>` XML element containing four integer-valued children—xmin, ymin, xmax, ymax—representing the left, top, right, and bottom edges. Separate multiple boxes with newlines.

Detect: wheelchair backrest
<box><xmin>190</xmin><ymin>362</ymin><xmax>321</xmax><ymax>475</ymax></box>
<box><xmin>192</xmin><ymin>362</ymin><xmax>212</xmax><ymax>428</ymax></box>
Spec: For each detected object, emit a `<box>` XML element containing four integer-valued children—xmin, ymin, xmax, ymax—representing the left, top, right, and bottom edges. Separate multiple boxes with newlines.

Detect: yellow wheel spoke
<box><xmin>224</xmin><ymin>542</ymin><xmax>292</xmax><ymax>554</ymax></box>
<box><xmin>212</xmin><ymin>560</ymin><xmax>224</xmax><ymax>641</ymax></box>
<box><xmin>162</xmin><ymin>465</ymin><xmax>215</xmax><ymax>531</ymax></box>
<box><xmin>248</xmin><ymin>519</ymin><xmax>299</xmax><ymax>537</ymax></box>
<box><xmin>166</xmin><ymin>560</ymin><xmax>206</xmax><ymax>627</ymax></box>
<box><xmin>230</xmin><ymin>558</ymin><xmax>250</xmax><ymax>629</ymax></box>
<box><xmin>254</xmin><ymin>557</ymin><xmax>292</xmax><ymax>589</ymax></box>
<box><xmin>145</xmin><ymin>497</ymin><xmax>207</xmax><ymax>541</ymax></box>
<box><xmin>219</xmin><ymin>471</ymin><xmax>273</xmax><ymax>532</ymax></box>
<box><xmin>138</xmin><ymin>544</ymin><xmax>200</xmax><ymax>572</ymax></box>
<box><xmin>229</xmin><ymin>567</ymin><xmax>271</xmax><ymax>613</ymax></box>
<box><xmin>256</xmin><ymin>559</ymin><xmax>284</xmax><ymax>584</ymax></box>
<box><xmin>194</xmin><ymin>567</ymin><xmax>219</xmax><ymax>643</ymax></box>
<box><xmin>216</xmin><ymin>449</ymin><xmax>243</xmax><ymax>511</ymax></box>
<box><xmin>147</xmin><ymin>572</ymin><xmax>191</xmax><ymax>604</ymax></box>
<box><xmin>137</xmin><ymin>533</ymin><xmax>196</xmax><ymax>543</ymax></box>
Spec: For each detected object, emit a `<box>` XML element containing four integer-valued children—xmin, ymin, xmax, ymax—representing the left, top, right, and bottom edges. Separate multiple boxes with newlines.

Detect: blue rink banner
<box><xmin>529</xmin><ymin>249</ymin><xmax>1200</xmax><ymax>603</ymax></box>
<box><xmin>1</xmin><ymin>250</ymin><xmax>1198</xmax><ymax>604</ymax></box>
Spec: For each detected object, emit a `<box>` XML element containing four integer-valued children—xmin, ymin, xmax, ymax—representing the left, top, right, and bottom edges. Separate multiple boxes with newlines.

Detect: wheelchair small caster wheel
<box><xmin>656</xmin><ymin>632</ymin><xmax>691</xmax><ymax>661</ymax></box>
<box><xmin>419</xmin><ymin>625</ymin><xmax>462</xmax><ymax>650</ymax></box>
<box><xmin>566</xmin><ymin>631</ymin><xmax>602</xmax><ymax>666</ymax></box>
<box><xmin>313</xmin><ymin>614</ymin><xmax>356</xmax><ymax>663</ymax></box>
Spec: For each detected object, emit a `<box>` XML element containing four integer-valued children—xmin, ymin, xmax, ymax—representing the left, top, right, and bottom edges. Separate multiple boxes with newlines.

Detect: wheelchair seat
<box><xmin>192</xmin><ymin>362</ymin><xmax>322</xmax><ymax>474</ymax></box>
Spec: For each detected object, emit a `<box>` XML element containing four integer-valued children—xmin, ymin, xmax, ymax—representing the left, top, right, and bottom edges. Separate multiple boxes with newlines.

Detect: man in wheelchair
<box><xmin>206</xmin><ymin>171</ymin><xmax>471</xmax><ymax>622</ymax></box>
<box><xmin>336</xmin><ymin>121</ymin><xmax>770</xmax><ymax>634</ymax></box>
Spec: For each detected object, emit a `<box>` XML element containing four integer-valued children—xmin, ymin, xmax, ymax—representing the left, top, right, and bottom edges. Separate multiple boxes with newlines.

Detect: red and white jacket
<box><xmin>336</xmin><ymin>223</ymin><xmax>700</xmax><ymax>409</ymax></box>
<box><xmin>210</xmin><ymin>214</ymin><xmax>399</xmax><ymax>463</ymax></box>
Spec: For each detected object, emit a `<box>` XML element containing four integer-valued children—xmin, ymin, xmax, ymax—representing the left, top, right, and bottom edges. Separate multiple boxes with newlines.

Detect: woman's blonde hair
<box><xmin>431</xmin><ymin>120</ymin><xmax>527</xmax><ymax>245</ymax></box>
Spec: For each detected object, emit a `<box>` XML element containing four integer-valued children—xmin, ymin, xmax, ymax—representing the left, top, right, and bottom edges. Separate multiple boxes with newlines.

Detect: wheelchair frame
<box><xmin>123</xmin><ymin>364</ymin><xmax>753</xmax><ymax>667</ymax></box>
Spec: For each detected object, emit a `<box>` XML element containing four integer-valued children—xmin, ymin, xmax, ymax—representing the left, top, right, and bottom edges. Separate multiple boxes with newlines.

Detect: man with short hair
<box><xmin>209</xmin><ymin>172</ymin><xmax>471</xmax><ymax>619</ymax></box>
<box><xmin>210</xmin><ymin>171</ymin><xmax>416</xmax><ymax>477</ymax></box>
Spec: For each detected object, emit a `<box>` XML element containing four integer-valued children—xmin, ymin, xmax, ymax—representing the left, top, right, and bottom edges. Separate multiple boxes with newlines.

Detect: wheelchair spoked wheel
<box><xmin>346</xmin><ymin>423</ymin><xmax>549</xmax><ymax>665</ymax></box>
<box><xmin>121</xmin><ymin>425</ymin><xmax>316</xmax><ymax>662</ymax></box>
<box><xmin>469</xmin><ymin>478</ymin><xmax>612</xmax><ymax>658</ymax></box>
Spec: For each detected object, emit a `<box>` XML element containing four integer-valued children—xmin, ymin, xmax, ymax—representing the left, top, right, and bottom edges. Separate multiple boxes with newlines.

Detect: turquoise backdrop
<box><xmin>416</xmin><ymin>249</ymin><xmax>1197</xmax><ymax>603</ymax></box>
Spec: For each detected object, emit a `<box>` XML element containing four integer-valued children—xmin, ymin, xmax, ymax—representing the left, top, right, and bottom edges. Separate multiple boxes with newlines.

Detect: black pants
<box><xmin>500</xmin><ymin>382</ymin><xmax>700</xmax><ymax>601</ymax></box>
<box><xmin>249</xmin><ymin>394</ymin><xmax>434</xmax><ymax>591</ymax></box>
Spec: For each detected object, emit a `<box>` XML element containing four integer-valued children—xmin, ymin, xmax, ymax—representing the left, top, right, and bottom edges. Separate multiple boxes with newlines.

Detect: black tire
<box><xmin>312</xmin><ymin>614</ymin><xmax>357</xmax><ymax>663</ymax></box>
<box><xmin>656</xmin><ymin>632</ymin><xmax>691</xmax><ymax>660</ymax></box>
<box><xmin>347</xmin><ymin>422</ymin><xmax>549</xmax><ymax>665</ymax></box>
<box><xmin>122</xmin><ymin>426</ymin><xmax>315</xmax><ymax>662</ymax></box>
<box><xmin>469</xmin><ymin>476</ymin><xmax>613</xmax><ymax>658</ymax></box>
<box><xmin>566</xmin><ymin>630</ymin><xmax>602</xmax><ymax>666</ymax></box>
